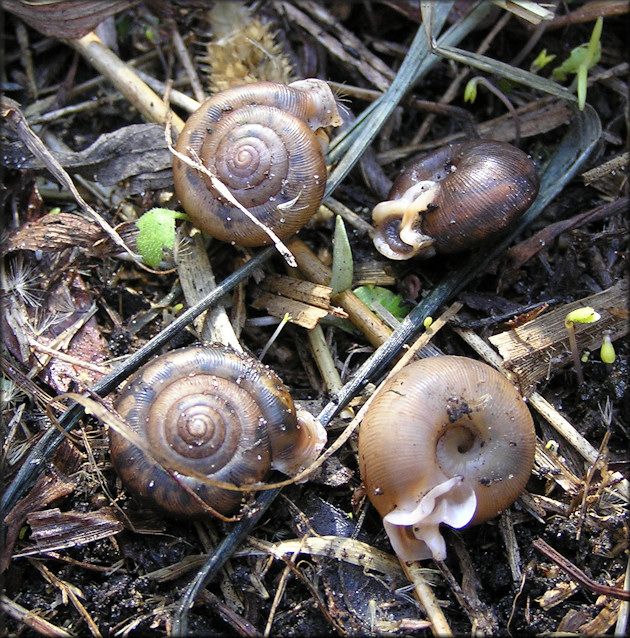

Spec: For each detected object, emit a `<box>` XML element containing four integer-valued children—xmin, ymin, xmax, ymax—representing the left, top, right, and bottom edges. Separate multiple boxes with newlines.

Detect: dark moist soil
<box><xmin>1</xmin><ymin>2</ymin><xmax>628</xmax><ymax>637</ymax></box>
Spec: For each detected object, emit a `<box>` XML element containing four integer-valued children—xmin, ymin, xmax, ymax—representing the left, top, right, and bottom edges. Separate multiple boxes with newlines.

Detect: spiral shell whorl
<box><xmin>372</xmin><ymin>140</ymin><xmax>540</xmax><ymax>259</ymax></box>
<box><xmin>110</xmin><ymin>344</ymin><xmax>316</xmax><ymax>517</ymax></box>
<box><xmin>358</xmin><ymin>355</ymin><xmax>535</xmax><ymax>561</ymax></box>
<box><xmin>418</xmin><ymin>141</ymin><xmax>539</xmax><ymax>253</ymax></box>
<box><xmin>173</xmin><ymin>80</ymin><xmax>341</xmax><ymax>246</ymax></box>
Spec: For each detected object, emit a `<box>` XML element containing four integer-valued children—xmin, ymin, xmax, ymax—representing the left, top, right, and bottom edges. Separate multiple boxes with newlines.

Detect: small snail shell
<box><xmin>173</xmin><ymin>79</ymin><xmax>343</xmax><ymax>247</ymax></box>
<box><xmin>109</xmin><ymin>344</ymin><xmax>327</xmax><ymax>517</ymax></box>
<box><xmin>372</xmin><ymin>140</ymin><xmax>540</xmax><ymax>260</ymax></box>
<box><xmin>358</xmin><ymin>356</ymin><xmax>535</xmax><ymax>562</ymax></box>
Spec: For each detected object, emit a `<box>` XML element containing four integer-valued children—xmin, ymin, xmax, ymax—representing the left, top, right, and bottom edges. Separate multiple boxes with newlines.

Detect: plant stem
<box><xmin>565</xmin><ymin>320</ymin><xmax>584</xmax><ymax>384</ymax></box>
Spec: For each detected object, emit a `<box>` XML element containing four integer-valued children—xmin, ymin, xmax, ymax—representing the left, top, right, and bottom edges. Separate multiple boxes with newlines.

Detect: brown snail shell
<box><xmin>372</xmin><ymin>140</ymin><xmax>540</xmax><ymax>260</ymax></box>
<box><xmin>358</xmin><ymin>355</ymin><xmax>535</xmax><ymax>561</ymax></box>
<box><xmin>109</xmin><ymin>344</ymin><xmax>327</xmax><ymax>517</ymax></box>
<box><xmin>173</xmin><ymin>79</ymin><xmax>343</xmax><ymax>247</ymax></box>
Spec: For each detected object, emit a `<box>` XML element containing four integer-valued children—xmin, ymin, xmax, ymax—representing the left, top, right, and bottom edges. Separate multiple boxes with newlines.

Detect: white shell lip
<box><xmin>288</xmin><ymin>78</ymin><xmax>344</xmax><ymax>128</ymax></box>
<box><xmin>271</xmin><ymin>409</ymin><xmax>327</xmax><ymax>478</ymax></box>
<box><xmin>372</xmin><ymin>228</ymin><xmax>435</xmax><ymax>261</ymax></box>
<box><xmin>383</xmin><ymin>476</ymin><xmax>477</xmax><ymax>562</ymax></box>
<box><xmin>372</xmin><ymin>180</ymin><xmax>439</xmax><ymax>260</ymax></box>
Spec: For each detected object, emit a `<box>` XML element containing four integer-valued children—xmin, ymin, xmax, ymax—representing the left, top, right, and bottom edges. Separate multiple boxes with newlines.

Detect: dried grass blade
<box><xmin>326</xmin><ymin>1</ymin><xmax>495</xmax><ymax>191</ymax></box>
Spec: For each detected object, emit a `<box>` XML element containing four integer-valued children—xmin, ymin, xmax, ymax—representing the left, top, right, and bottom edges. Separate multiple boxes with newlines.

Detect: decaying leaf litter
<box><xmin>1</xmin><ymin>1</ymin><xmax>628</xmax><ymax>636</ymax></box>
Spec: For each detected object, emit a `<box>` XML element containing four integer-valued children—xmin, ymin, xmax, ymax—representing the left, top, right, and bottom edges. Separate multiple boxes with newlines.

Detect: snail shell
<box><xmin>173</xmin><ymin>79</ymin><xmax>343</xmax><ymax>247</ymax></box>
<box><xmin>109</xmin><ymin>344</ymin><xmax>327</xmax><ymax>517</ymax></box>
<box><xmin>372</xmin><ymin>140</ymin><xmax>540</xmax><ymax>260</ymax></box>
<box><xmin>358</xmin><ymin>355</ymin><xmax>535</xmax><ymax>561</ymax></box>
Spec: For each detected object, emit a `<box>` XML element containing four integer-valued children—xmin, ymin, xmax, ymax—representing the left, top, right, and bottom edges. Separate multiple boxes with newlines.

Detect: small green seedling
<box><xmin>552</xmin><ymin>16</ymin><xmax>603</xmax><ymax>110</ymax></box>
<box><xmin>353</xmin><ymin>285</ymin><xmax>409</xmax><ymax>323</ymax></box>
<box><xmin>463</xmin><ymin>78</ymin><xmax>479</xmax><ymax>104</ymax></box>
<box><xmin>600</xmin><ymin>330</ymin><xmax>616</xmax><ymax>364</ymax></box>
<box><xmin>259</xmin><ymin>313</ymin><xmax>292</xmax><ymax>362</ymax></box>
<box><xmin>530</xmin><ymin>49</ymin><xmax>556</xmax><ymax>74</ymax></box>
<box><xmin>136</xmin><ymin>208</ymin><xmax>190</xmax><ymax>268</ymax></box>
<box><xmin>564</xmin><ymin>306</ymin><xmax>600</xmax><ymax>384</ymax></box>
<box><xmin>330</xmin><ymin>216</ymin><xmax>354</xmax><ymax>296</ymax></box>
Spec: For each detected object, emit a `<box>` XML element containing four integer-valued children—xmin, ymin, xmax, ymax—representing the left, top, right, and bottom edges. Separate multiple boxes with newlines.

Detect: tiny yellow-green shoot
<box><xmin>600</xmin><ymin>332</ymin><xmax>616</xmax><ymax>364</ymax></box>
<box><xmin>565</xmin><ymin>306</ymin><xmax>600</xmax><ymax>326</ymax></box>
<box><xmin>564</xmin><ymin>307</ymin><xmax>600</xmax><ymax>385</ymax></box>
<box><xmin>530</xmin><ymin>49</ymin><xmax>556</xmax><ymax>73</ymax></box>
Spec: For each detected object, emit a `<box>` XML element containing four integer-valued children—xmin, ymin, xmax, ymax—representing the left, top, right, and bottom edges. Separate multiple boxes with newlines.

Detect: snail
<box><xmin>358</xmin><ymin>355</ymin><xmax>535</xmax><ymax>562</ymax></box>
<box><xmin>372</xmin><ymin>140</ymin><xmax>540</xmax><ymax>260</ymax></box>
<box><xmin>173</xmin><ymin>79</ymin><xmax>343</xmax><ymax>247</ymax></box>
<box><xmin>109</xmin><ymin>344</ymin><xmax>327</xmax><ymax>518</ymax></box>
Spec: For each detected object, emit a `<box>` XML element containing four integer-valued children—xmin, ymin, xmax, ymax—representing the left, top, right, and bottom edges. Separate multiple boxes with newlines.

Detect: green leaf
<box><xmin>565</xmin><ymin>306</ymin><xmax>600</xmax><ymax>326</ymax></box>
<box><xmin>577</xmin><ymin>64</ymin><xmax>588</xmax><ymax>110</ymax></box>
<box><xmin>552</xmin><ymin>43</ymin><xmax>600</xmax><ymax>81</ymax></box>
<box><xmin>463</xmin><ymin>78</ymin><xmax>478</xmax><ymax>103</ymax></box>
<box><xmin>136</xmin><ymin>208</ymin><xmax>189</xmax><ymax>268</ymax></box>
<box><xmin>530</xmin><ymin>48</ymin><xmax>556</xmax><ymax>73</ymax></box>
<box><xmin>584</xmin><ymin>16</ymin><xmax>603</xmax><ymax>67</ymax></box>
<box><xmin>353</xmin><ymin>285</ymin><xmax>409</xmax><ymax>322</ymax></box>
<box><xmin>552</xmin><ymin>17</ymin><xmax>602</xmax><ymax>83</ymax></box>
<box><xmin>330</xmin><ymin>216</ymin><xmax>354</xmax><ymax>295</ymax></box>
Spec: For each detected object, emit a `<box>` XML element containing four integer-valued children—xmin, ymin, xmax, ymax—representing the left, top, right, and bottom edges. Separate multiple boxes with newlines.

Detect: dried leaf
<box><xmin>3</xmin><ymin>212</ymin><xmax>107</xmax><ymax>255</ymax></box>
<box><xmin>2</xmin><ymin>0</ymin><xmax>139</xmax><ymax>39</ymax></box>
<box><xmin>1</xmin><ymin>123</ymin><xmax>173</xmax><ymax>194</ymax></box>
<box><xmin>2</xmin><ymin>268</ymin><xmax>110</xmax><ymax>393</ymax></box>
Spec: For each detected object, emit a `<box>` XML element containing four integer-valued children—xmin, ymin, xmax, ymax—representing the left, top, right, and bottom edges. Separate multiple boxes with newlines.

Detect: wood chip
<box><xmin>251</xmin><ymin>293</ymin><xmax>330</xmax><ymax>329</ymax></box>
<box><xmin>16</xmin><ymin>507</ymin><xmax>124</xmax><ymax>557</ymax></box>
<box><xmin>263</xmin><ymin>274</ymin><xmax>334</xmax><ymax>309</ymax></box>
<box><xmin>578</xmin><ymin>597</ymin><xmax>621</xmax><ymax>635</ymax></box>
<box><xmin>534</xmin><ymin>441</ymin><xmax>584</xmax><ymax>495</ymax></box>
<box><xmin>1</xmin><ymin>464</ymin><xmax>76</xmax><ymax>572</ymax></box>
<box><xmin>539</xmin><ymin>581</ymin><xmax>581</xmax><ymax>610</ymax></box>
<box><xmin>488</xmin><ymin>278</ymin><xmax>629</xmax><ymax>394</ymax></box>
<box><xmin>251</xmin><ymin>275</ymin><xmax>347</xmax><ymax>329</ymax></box>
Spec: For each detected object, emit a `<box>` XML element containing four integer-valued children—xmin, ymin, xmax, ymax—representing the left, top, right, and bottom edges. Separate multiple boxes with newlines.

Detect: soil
<box><xmin>1</xmin><ymin>1</ymin><xmax>628</xmax><ymax>637</ymax></box>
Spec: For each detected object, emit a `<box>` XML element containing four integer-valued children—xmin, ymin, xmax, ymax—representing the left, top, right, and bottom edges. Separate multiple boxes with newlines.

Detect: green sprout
<box><xmin>464</xmin><ymin>78</ymin><xmax>479</xmax><ymax>103</ymax></box>
<box><xmin>353</xmin><ymin>285</ymin><xmax>409</xmax><ymax>323</ymax></box>
<box><xmin>545</xmin><ymin>439</ymin><xmax>560</xmax><ymax>455</ymax></box>
<box><xmin>330</xmin><ymin>216</ymin><xmax>354</xmax><ymax>296</ymax></box>
<box><xmin>530</xmin><ymin>48</ymin><xmax>556</xmax><ymax>73</ymax></box>
<box><xmin>552</xmin><ymin>16</ymin><xmax>603</xmax><ymax>110</ymax></box>
<box><xmin>564</xmin><ymin>306</ymin><xmax>601</xmax><ymax>384</ymax></box>
<box><xmin>600</xmin><ymin>330</ymin><xmax>616</xmax><ymax>364</ymax></box>
<box><xmin>136</xmin><ymin>208</ymin><xmax>189</xmax><ymax>268</ymax></box>
<box><xmin>259</xmin><ymin>313</ymin><xmax>291</xmax><ymax>362</ymax></box>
